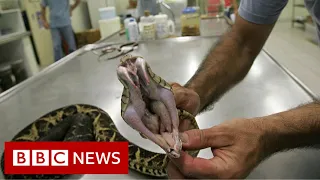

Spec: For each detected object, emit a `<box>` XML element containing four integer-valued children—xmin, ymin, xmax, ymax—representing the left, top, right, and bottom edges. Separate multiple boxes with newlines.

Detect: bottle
<box><xmin>128</xmin><ymin>19</ymin><xmax>139</xmax><ymax>42</ymax></box>
<box><xmin>155</xmin><ymin>13</ymin><xmax>168</xmax><ymax>39</ymax></box>
<box><xmin>124</xmin><ymin>14</ymin><xmax>134</xmax><ymax>40</ymax></box>
<box><xmin>181</xmin><ymin>7</ymin><xmax>200</xmax><ymax>36</ymax></box>
<box><xmin>155</xmin><ymin>13</ymin><xmax>175</xmax><ymax>39</ymax></box>
<box><xmin>139</xmin><ymin>10</ymin><xmax>156</xmax><ymax>40</ymax></box>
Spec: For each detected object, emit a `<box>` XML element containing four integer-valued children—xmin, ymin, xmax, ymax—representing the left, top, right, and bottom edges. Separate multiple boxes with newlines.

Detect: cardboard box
<box><xmin>75</xmin><ymin>29</ymin><xmax>101</xmax><ymax>48</ymax></box>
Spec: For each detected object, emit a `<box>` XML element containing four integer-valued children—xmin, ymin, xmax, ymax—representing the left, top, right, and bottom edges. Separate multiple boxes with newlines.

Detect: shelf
<box><xmin>0</xmin><ymin>8</ymin><xmax>21</xmax><ymax>14</ymax></box>
<box><xmin>0</xmin><ymin>31</ymin><xmax>31</xmax><ymax>46</ymax></box>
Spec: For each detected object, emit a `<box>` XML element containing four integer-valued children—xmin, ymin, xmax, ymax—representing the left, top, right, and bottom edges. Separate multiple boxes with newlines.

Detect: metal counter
<box><xmin>0</xmin><ymin>35</ymin><xmax>319</xmax><ymax>179</ymax></box>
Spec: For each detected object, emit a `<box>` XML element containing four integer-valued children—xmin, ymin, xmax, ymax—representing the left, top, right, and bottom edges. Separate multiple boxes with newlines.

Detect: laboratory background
<box><xmin>0</xmin><ymin>0</ymin><xmax>320</xmax><ymax>179</ymax></box>
<box><xmin>0</xmin><ymin>0</ymin><xmax>318</xmax><ymax>91</ymax></box>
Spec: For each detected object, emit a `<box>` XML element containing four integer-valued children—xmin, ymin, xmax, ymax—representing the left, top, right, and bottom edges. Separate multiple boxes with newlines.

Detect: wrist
<box><xmin>252</xmin><ymin>116</ymin><xmax>282</xmax><ymax>160</ymax></box>
<box><xmin>184</xmin><ymin>82</ymin><xmax>203</xmax><ymax>110</ymax></box>
<box><xmin>245</xmin><ymin>117</ymin><xmax>273</xmax><ymax>161</ymax></box>
<box><xmin>256</xmin><ymin>105</ymin><xmax>320</xmax><ymax>160</ymax></box>
<box><xmin>184</xmin><ymin>81</ymin><xmax>196</xmax><ymax>93</ymax></box>
<box><xmin>175</xmin><ymin>83</ymin><xmax>200</xmax><ymax>116</ymax></box>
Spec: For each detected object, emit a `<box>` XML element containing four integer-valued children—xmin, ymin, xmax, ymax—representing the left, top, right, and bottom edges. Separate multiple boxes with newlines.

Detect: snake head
<box><xmin>117</xmin><ymin>54</ymin><xmax>183</xmax><ymax>159</ymax></box>
<box><xmin>117</xmin><ymin>56</ymin><xmax>141</xmax><ymax>89</ymax></box>
<box><xmin>117</xmin><ymin>66</ymin><xmax>138</xmax><ymax>89</ymax></box>
<box><xmin>119</xmin><ymin>55</ymin><xmax>150</xmax><ymax>86</ymax></box>
<box><xmin>135</xmin><ymin>57</ymin><xmax>150</xmax><ymax>85</ymax></box>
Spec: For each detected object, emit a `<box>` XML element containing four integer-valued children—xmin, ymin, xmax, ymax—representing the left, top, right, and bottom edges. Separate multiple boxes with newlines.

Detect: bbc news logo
<box><xmin>13</xmin><ymin>150</ymin><xmax>69</xmax><ymax>166</ymax></box>
<box><xmin>13</xmin><ymin>150</ymin><xmax>120</xmax><ymax>166</ymax></box>
<box><xmin>4</xmin><ymin>142</ymin><xmax>128</xmax><ymax>174</ymax></box>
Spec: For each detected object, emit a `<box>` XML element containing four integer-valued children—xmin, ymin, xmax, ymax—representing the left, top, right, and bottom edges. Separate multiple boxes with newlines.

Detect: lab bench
<box><xmin>0</xmin><ymin>17</ymin><xmax>319</xmax><ymax>179</ymax></box>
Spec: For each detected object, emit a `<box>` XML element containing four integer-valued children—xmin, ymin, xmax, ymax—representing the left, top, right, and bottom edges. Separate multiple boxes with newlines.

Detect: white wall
<box><xmin>18</xmin><ymin>0</ymin><xmax>26</xmax><ymax>11</ymax></box>
<box><xmin>70</xmin><ymin>0</ymin><xmax>91</xmax><ymax>32</ymax></box>
<box><xmin>86</xmin><ymin>0</ymin><xmax>129</xmax><ymax>29</ymax></box>
<box><xmin>87</xmin><ymin>0</ymin><xmax>109</xmax><ymax>29</ymax></box>
<box><xmin>23</xmin><ymin>0</ymin><xmax>54</xmax><ymax>67</ymax></box>
<box><xmin>115</xmin><ymin>0</ymin><xmax>129</xmax><ymax>15</ymax></box>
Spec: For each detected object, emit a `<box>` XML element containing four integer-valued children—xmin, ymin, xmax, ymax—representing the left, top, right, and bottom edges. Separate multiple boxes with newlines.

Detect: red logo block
<box><xmin>4</xmin><ymin>142</ymin><xmax>129</xmax><ymax>174</ymax></box>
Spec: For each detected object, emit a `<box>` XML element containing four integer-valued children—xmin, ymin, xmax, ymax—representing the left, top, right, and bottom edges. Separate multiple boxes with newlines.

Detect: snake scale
<box><xmin>0</xmin><ymin>55</ymin><xmax>200</xmax><ymax>179</ymax></box>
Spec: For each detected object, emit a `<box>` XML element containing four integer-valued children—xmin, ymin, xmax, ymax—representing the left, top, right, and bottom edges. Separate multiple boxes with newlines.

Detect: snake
<box><xmin>0</xmin><ymin>54</ymin><xmax>200</xmax><ymax>179</ymax></box>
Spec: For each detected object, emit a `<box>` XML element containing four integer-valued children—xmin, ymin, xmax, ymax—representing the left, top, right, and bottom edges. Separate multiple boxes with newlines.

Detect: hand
<box><xmin>70</xmin><ymin>7</ymin><xmax>73</xmax><ymax>16</ymax></box>
<box><xmin>167</xmin><ymin>118</ymin><xmax>267</xmax><ymax>179</ymax></box>
<box><xmin>43</xmin><ymin>21</ymin><xmax>50</xmax><ymax>29</ymax></box>
<box><xmin>170</xmin><ymin>82</ymin><xmax>200</xmax><ymax>116</ymax></box>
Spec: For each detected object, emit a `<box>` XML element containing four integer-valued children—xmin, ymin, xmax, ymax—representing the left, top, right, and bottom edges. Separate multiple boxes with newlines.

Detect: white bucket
<box><xmin>99</xmin><ymin>7</ymin><xmax>116</xmax><ymax>20</ymax></box>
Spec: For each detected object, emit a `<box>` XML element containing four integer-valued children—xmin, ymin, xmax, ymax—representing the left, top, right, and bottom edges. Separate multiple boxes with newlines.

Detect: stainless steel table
<box><xmin>0</xmin><ymin>35</ymin><xmax>319</xmax><ymax>179</ymax></box>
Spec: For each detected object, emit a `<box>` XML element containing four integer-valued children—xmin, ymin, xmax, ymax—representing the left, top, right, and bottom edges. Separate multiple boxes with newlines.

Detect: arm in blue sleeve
<box><xmin>238</xmin><ymin>0</ymin><xmax>289</xmax><ymax>25</ymax></box>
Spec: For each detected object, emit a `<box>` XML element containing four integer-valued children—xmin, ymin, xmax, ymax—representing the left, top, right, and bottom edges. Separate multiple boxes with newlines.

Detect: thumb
<box><xmin>180</xmin><ymin>127</ymin><xmax>231</xmax><ymax>150</ymax></box>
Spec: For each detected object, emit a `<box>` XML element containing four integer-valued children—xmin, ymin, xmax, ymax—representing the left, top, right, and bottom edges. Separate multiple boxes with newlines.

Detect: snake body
<box><xmin>0</xmin><ymin>55</ymin><xmax>199</xmax><ymax>179</ymax></box>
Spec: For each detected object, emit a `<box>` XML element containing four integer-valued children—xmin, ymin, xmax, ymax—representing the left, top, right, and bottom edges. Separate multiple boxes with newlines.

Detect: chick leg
<box><xmin>123</xmin><ymin>105</ymin><xmax>171</xmax><ymax>154</ymax></box>
<box><xmin>150</xmin><ymin>101</ymin><xmax>172</xmax><ymax>133</ymax></box>
<box><xmin>158</xmin><ymin>88</ymin><xmax>182</xmax><ymax>153</ymax></box>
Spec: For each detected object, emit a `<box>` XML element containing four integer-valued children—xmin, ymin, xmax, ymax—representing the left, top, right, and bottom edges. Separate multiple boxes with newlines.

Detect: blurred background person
<box><xmin>40</xmin><ymin>0</ymin><xmax>80</xmax><ymax>62</ymax></box>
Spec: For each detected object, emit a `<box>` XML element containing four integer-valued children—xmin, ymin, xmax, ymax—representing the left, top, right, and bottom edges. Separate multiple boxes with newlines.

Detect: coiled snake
<box><xmin>0</xmin><ymin>55</ymin><xmax>199</xmax><ymax>179</ymax></box>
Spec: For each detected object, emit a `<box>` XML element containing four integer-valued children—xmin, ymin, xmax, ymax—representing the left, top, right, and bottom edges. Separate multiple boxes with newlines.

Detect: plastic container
<box><xmin>99</xmin><ymin>16</ymin><xmax>121</xmax><ymax>39</ymax></box>
<box><xmin>140</xmin><ymin>10</ymin><xmax>155</xmax><ymax>24</ymax></box>
<box><xmin>181</xmin><ymin>7</ymin><xmax>200</xmax><ymax>36</ymax></box>
<box><xmin>128</xmin><ymin>19</ymin><xmax>139</xmax><ymax>42</ymax></box>
<box><xmin>192</xmin><ymin>6</ymin><xmax>201</xmax><ymax>14</ymax></box>
<box><xmin>155</xmin><ymin>13</ymin><xmax>175</xmax><ymax>39</ymax></box>
<box><xmin>230</xmin><ymin>13</ymin><xmax>236</xmax><ymax>22</ymax></box>
<box><xmin>160</xmin><ymin>0</ymin><xmax>187</xmax><ymax>27</ymax></box>
<box><xmin>99</xmin><ymin>7</ymin><xmax>116</xmax><ymax>20</ymax></box>
<box><xmin>139</xmin><ymin>10</ymin><xmax>156</xmax><ymax>40</ymax></box>
<box><xmin>124</xmin><ymin>15</ymin><xmax>135</xmax><ymax>40</ymax></box>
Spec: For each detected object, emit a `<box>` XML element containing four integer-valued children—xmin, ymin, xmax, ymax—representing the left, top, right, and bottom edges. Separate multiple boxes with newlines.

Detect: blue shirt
<box><xmin>239</xmin><ymin>0</ymin><xmax>320</xmax><ymax>44</ymax></box>
<box><xmin>41</xmin><ymin>0</ymin><xmax>71</xmax><ymax>28</ymax></box>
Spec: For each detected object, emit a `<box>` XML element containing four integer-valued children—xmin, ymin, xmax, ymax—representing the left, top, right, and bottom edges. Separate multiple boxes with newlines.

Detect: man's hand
<box><xmin>43</xmin><ymin>21</ymin><xmax>50</xmax><ymax>29</ymax></box>
<box><xmin>167</xmin><ymin>118</ymin><xmax>266</xmax><ymax>179</ymax></box>
<box><xmin>70</xmin><ymin>0</ymin><xmax>80</xmax><ymax>16</ymax></box>
<box><xmin>170</xmin><ymin>82</ymin><xmax>200</xmax><ymax>116</ymax></box>
<box><xmin>40</xmin><ymin>5</ymin><xmax>49</xmax><ymax>29</ymax></box>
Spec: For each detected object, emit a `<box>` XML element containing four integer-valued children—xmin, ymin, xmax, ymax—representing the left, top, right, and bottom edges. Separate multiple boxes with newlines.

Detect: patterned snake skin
<box><xmin>0</xmin><ymin>55</ymin><xmax>199</xmax><ymax>179</ymax></box>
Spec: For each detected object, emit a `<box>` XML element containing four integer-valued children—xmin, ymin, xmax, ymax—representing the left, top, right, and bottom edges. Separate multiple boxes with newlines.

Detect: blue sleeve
<box><xmin>41</xmin><ymin>0</ymin><xmax>48</xmax><ymax>7</ymax></box>
<box><xmin>238</xmin><ymin>0</ymin><xmax>289</xmax><ymax>24</ymax></box>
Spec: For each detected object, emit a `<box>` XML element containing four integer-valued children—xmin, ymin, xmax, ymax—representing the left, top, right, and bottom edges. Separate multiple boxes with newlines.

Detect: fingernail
<box><xmin>179</xmin><ymin>133</ymin><xmax>189</xmax><ymax>144</ymax></box>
